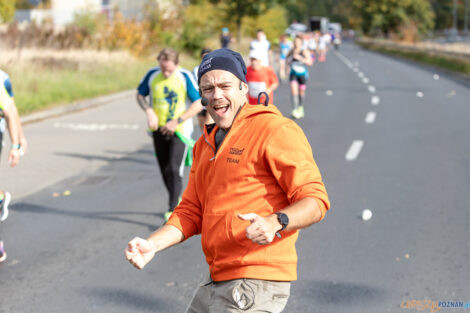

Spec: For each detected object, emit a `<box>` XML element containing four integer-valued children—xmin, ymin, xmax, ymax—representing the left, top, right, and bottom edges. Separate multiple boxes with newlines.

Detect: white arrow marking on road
<box><xmin>371</xmin><ymin>96</ymin><xmax>380</xmax><ymax>105</ymax></box>
<box><xmin>345</xmin><ymin>140</ymin><xmax>364</xmax><ymax>161</ymax></box>
<box><xmin>365</xmin><ymin>112</ymin><xmax>376</xmax><ymax>124</ymax></box>
<box><xmin>368</xmin><ymin>85</ymin><xmax>376</xmax><ymax>93</ymax></box>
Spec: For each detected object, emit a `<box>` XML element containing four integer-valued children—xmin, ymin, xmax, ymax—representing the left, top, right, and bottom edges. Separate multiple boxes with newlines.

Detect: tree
<box><xmin>209</xmin><ymin>0</ymin><xmax>280</xmax><ymax>42</ymax></box>
<box><xmin>0</xmin><ymin>0</ymin><xmax>16</xmax><ymax>22</ymax></box>
<box><xmin>430</xmin><ymin>0</ymin><xmax>453</xmax><ymax>29</ymax></box>
<box><xmin>352</xmin><ymin>0</ymin><xmax>435</xmax><ymax>38</ymax></box>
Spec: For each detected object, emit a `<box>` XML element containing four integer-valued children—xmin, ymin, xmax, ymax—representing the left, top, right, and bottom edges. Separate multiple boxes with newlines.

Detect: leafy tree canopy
<box><xmin>352</xmin><ymin>0</ymin><xmax>435</xmax><ymax>36</ymax></box>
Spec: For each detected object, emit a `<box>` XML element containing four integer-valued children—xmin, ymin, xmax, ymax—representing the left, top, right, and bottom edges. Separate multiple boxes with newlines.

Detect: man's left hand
<box><xmin>238</xmin><ymin>213</ymin><xmax>282</xmax><ymax>245</ymax></box>
<box><xmin>160</xmin><ymin>119</ymin><xmax>179</xmax><ymax>136</ymax></box>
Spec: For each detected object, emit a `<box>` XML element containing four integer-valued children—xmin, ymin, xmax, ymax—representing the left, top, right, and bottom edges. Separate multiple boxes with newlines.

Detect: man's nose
<box><xmin>212</xmin><ymin>87</ymin><xmax>223</xmax><ymax>99</ymax></box>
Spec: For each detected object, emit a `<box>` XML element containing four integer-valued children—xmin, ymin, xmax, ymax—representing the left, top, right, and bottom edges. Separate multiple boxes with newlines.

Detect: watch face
<box><xmin>280</xmin><ymin>213</ymin><xmax>289</xmax><ymax>225</ymax></box>
<box><xmin>277</xmin><ymin>212</ymin><xmax>289</xmax><ymax>228</ymax></box>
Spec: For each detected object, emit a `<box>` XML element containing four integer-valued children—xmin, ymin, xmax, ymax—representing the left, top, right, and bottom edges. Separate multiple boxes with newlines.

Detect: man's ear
<box><xmin>239</xmin><ymin>82</ymin><xmax>248</xmax><ymax>95</ymax></box>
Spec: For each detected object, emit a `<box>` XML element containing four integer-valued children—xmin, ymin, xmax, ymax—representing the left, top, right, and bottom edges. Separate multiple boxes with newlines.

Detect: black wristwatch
<box><xmin>177</xmin><ymin>117</ymin><xmax>184</xmax><ymax>124</ymax></box>
<box><xmin>275</xmin><ymin>212</ymin><xmax>289</xmax><ymax>238</ymax></box>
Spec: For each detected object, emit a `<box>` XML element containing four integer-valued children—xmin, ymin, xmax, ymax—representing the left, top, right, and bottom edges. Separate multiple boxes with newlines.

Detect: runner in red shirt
<box><xmin>246</xmin><ymin>50</ymin><xmax>279</xmax><ymax>105</ymax></box>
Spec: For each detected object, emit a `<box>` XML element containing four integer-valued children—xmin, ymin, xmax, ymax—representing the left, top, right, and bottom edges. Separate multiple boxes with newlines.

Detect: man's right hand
<box><xmin>146</xmin><ymin>109</ymin><xmax>159</xmax><ymax>130</ymax></box>
<box><xmin>8</xmin><ymin>149</ymin><xmax>20</xmax><ymax>167</ymax></box>
<box><xmin>125</xmin><ymin>237</ymin><xmax>157</xmax><ymax>269</ymax></box>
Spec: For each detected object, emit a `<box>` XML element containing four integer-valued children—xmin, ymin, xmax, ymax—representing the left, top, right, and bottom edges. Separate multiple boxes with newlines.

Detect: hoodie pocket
<box><xmin>201</xmin><ymin>212</ymin><xmax>251</xmax><ymax>264</ymax></box>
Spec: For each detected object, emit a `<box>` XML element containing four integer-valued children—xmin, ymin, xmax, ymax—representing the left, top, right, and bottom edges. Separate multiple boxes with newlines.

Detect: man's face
<box><xmin>257</xmin><ymin>31</ymin><xmax>264</xmax><ymax>41</ymax></box>
<box><xmin>159</xmin><ymin>58</ymin><xmax>177</xmax><ymax>78</ymax></box>
<box><xmin>250</xmin><ymin>58</ymin><xmax>261</xmax><ymax>69</ymax></box>
<box><xmin>200</xmin><ymin>70</ymin><xmax>247</xmax><ymax>130</ymax></box>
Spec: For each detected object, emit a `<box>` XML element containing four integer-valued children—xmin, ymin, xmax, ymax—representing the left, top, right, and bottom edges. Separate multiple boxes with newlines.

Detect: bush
<box><xmin>0</xmin><ymin>0</ymin><xmax>16</xmax><ymax>23</ymax></box>
<box><xmin>242</xmin><ymin>5</ymin><xmax>288</xmax><ymax>44</ymax></box>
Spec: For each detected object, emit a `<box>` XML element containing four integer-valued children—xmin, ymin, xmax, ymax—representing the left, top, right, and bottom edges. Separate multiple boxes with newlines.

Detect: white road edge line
<box><xmin>345</xmin><ymin>140</ymin><xmax>364</xmax><ymax>161</ymax></box>
<box><xmin>365</xmin><ymin>112</ymin><xmax>376</xmax><ymax>124</ymax></box>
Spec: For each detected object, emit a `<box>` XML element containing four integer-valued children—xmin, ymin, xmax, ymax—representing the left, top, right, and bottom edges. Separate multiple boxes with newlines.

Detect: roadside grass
<box><xmin>1</xmin><ymin>49</ymin><xmax>197</xmax><ymax>115</ymax></box>
<box><xmin>357</xmin><ymin>41</ymin><xmax>470</xmax><ymax>78</ymax></box>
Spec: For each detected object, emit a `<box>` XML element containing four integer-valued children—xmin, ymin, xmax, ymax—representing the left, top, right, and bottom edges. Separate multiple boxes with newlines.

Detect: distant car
<box><xmin>285</xmin><ymin>23</ymin><xmax>307</xmax><ymax>37</ymax></box>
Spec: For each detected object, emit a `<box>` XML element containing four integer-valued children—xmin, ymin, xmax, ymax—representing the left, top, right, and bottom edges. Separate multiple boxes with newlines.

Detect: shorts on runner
<box><xmin>289</xmin><ymin>73</ymin><xmax>307</xmax><ymax>85</ymax></box>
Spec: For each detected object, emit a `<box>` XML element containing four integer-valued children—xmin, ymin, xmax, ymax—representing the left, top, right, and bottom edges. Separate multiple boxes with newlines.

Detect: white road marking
<box><xmin>358</xmin><ymin>72</ymin><xmax>364</xmax><ymax>78</ymax></box>
<box><xmin>345</xmin><ymin>140</ymin><xmax>364</xmax><ymax>161</ymax></box>
<box><xmin>368</xmin><ymin>85</ymin><xmax>376</xmax><ymax>93</ymax></box>
<box><xmin>353</xmin><ymin>68</ymin><xmax>359</xmax><ymax>72</ymax></box>
<box><xmin>416</xmin><ymin>91</ymin><xmax>424</xmax><ymax>98</ymax></box>
<box><xmin>365</xmin><ymin>112</ymin><xmax>376</xmax><ymax>124</ymax></box>
<box><xmin>371</xmin><ymin>95</ymin><xmax>380</xmax><ymax>105</ymax></box>
<box><xmin>326</xmin><ymin>90</ymin><xmax>334</xmax><ymax>96</ymax></box>
<box><xmin>433</xmin><ymin>74</ymin><xmax>439</xmax><ymax>80</ymax></box>
<box><xmin>447</xmin><ymin>90</ymin><xmax>456</xmax><ymax>97</ymax></box>
<box><xmin>54</xmin><ymin>123</ymin><xmax>140</xmax><ymax>131</ymax></box>
<box><xmin>362</xmin><ymin>77</ymin><xmax>370</xmax><ymax>84</ymax></box>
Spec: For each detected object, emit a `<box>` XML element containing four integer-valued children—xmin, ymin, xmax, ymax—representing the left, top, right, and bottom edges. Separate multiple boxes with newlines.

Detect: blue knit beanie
<box><xmin>197</xmin><ymin>48</ymin><xmax>247</xmax><ymax>85</ymax></box>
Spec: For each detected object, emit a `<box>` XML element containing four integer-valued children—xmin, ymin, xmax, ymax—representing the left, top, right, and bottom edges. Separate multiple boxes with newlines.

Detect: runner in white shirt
<box><xmin>249</xmin><ymin>29</ymin><xmax>272</xmax><ymax>67</ymax></box>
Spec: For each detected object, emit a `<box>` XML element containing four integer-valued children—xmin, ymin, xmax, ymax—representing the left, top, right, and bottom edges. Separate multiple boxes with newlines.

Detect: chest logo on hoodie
<box><xmin>227</xmin><ymin>147</ymin><xmax>245</xmax><ymax>164</ymax></box>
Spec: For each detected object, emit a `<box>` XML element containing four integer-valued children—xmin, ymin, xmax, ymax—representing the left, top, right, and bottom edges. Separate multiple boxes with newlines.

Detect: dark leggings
<box><xmin>152</xmin><ymin>130</ymin><xmax>187</xmax><ymax>211</ymax></box>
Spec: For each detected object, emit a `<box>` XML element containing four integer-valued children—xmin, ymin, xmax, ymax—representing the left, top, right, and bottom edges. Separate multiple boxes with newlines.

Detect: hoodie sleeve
<box><xmin>166</xmin><ymin>142</ymin><xmax>203</xmax><ymax>239</ymax></box>
<box><xmin>265</xmin><ymin>120</ymin><xmax>330</xmax><ymax>220</ymax></box>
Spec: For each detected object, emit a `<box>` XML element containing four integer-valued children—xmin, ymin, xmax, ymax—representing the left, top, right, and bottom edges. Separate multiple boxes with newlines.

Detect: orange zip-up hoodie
<box><xmin>167</xmin><ymin>103</ymin><xmax>329</xmax><ymax>282</ymax></box>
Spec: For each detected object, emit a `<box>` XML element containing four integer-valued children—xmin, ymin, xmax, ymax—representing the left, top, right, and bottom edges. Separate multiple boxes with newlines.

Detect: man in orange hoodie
<box><xmin>125</xmin><ymin>48</ymin><xmax>330</xmax><ymax>313</ymax></box>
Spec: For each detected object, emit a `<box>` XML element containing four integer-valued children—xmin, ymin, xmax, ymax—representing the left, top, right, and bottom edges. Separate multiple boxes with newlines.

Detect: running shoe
<box><xmin>0</xmin><ymin>191</ymin><xmax>11</xmax><ymax>222</ymax></box>
<box><xmin>291</xmin><ymin>107</ymin><xmax>304</xmax><ymax>119</ymax></box>
<box><xmin>0</xmin><ymin>241</ymin><xmax>6</xmax><ymax>263</ymax></box>
<box><xmin>291</xmin><ymin>108</ymin><xmax>299</xmax><ymax>119</ymax></box>
<box><xmin>164</xmin><ymin>211</ymin><xmax>173</xmax><ymax>222</ymax></box>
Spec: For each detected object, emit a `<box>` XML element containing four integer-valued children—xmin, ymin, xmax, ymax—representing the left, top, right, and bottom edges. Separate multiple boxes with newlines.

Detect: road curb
<box><xmin>20</xmin><ymin>89</ymin><xmax>135</xmax><ymax>125</ymax></box>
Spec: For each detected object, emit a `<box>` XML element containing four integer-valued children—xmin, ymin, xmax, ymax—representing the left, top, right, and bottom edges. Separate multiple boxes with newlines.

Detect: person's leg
<box><xmin>152</xmin><ymin>130</ymin><xmax>172</xmax><ymax>205</ymax></box>
<box><xmin>0</xmin><ymin>191</ymin><xmax>10</xmax><ymax>222</ymax></box>
<box><xmin>0</xmin><ymin>239</ymin><xmax>6</xmax><ymax>262</ymax></box>
<box><xmin>290</xmin><ymin>75</ymin><xmax>299</xmax><ymax>109</ymax></box>
<box><xmin>0</xmin><ymin>190</ymin><xmax>8</xmax><ymax>263</ymax></box>
<box><xmin>0</xmin><ymin>131</ymin><xmax>6</xmax><ymax>262</ymax></box>
<box><xmin>279</xmin><ymin>58</ymin><xmax>286</xmax><ymax>81</ymax></box>
<box><xmin>186</xmin><ymin>278</ymin><xmax>212</xmax><ymax>313</ymax></box>
<box><xmin>297</xmin><ymin>76</ymin><xmax>308</xmax><ymax>118</ymax></box>
<box><xmin>166</xmin><ymin>135</ymin><xmax>187</xmax><ymax>211</ymax></box>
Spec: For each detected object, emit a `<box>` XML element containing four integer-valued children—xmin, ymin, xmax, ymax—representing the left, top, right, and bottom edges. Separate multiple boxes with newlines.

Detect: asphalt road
<box><xmin>1</xmin><ymin>42</ymin><xmax>469</xmax><ymax>313</ymax></box>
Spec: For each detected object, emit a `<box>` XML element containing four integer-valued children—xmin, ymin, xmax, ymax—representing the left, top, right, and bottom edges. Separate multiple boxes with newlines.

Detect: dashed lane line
<box><xmin>345</xmin><ymin>140</ymin><xmax>364</xmax><ymax>161</ymax></box>
<box><xmin>365</xmin><ymin>112</ymin><xmax>376</xmax><ymax>124</ymax></box>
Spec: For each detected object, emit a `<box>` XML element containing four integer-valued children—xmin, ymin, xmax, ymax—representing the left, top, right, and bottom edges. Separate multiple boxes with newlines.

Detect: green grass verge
<box><xmin>357</xmin><ymin>41</ymin><xmax>470</xmax><ymax>78</ymax></box>
<box><xmin>7</xmin><ymin>60</ymin><xmax>155</xmax><ymax>115</ymax></box>
<box><xmin>5</xmin><ymin>54</ymin><xmax>198</xmax><ymax>116</ymax></box>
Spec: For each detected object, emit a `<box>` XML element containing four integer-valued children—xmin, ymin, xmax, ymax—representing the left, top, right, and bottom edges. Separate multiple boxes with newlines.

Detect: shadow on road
<box><xmin>297</xmin><ymin>280</ymin><xmax>387</xmax><ymax>305</ymax></box>
<box><xmin>81</xmin><ymin>287</ymin><xmax>178</xmax><ymax>312</ymax></box>
<box><xmin>54</xmin><ymin>151</ymin><xmax>155</xmax><ymax>165</ymax></box>
<box><xmin>11</xmin><ymin>202</ymin><xmax>160</xmax><ymax>229</ymax></box>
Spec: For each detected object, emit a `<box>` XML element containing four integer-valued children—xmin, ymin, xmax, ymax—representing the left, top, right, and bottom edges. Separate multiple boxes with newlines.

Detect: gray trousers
<box><xmin>186</xmin><ymin>278</ymin><xmax>290</xmax><ymax>313</ymax></box>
